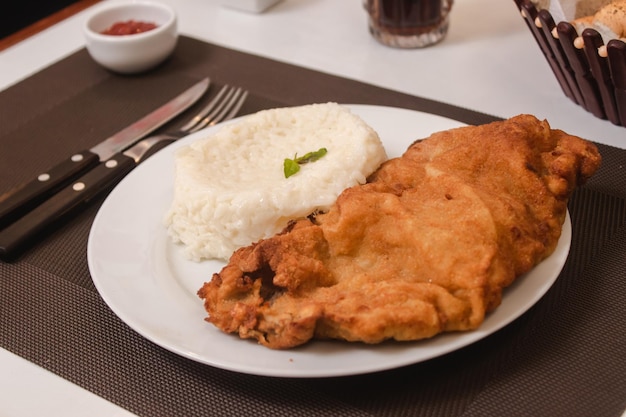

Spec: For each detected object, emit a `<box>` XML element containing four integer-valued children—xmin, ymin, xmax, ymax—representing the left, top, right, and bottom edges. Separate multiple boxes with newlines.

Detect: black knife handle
<box><xmin>0</xmin><ymin>153</ymin><xmax>136</xmax><ymax>261</ymax></box>
<box><xmin>0</xmin><ymin>150</ymin><xmax>100</xmax><ymax>229</ymax></box>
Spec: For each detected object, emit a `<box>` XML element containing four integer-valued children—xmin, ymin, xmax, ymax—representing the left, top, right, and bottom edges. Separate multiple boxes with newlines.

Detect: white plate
<box><xmin>88</xmin><ymin>105</ymin><xmax>571</xmax><ymax>378</ymax></box>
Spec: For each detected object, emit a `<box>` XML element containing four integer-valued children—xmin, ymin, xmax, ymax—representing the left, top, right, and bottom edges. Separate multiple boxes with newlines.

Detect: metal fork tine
<box><xmin>220</xmin><ymin>90</ymin><xmax>248</xmax><ymax>123</ymax></box>
<box><xmin>189</xmin><ymin>87</ymin><xmax>237</xmax><ymax>132</ymax></box>
<box><xmin>188</xmin><ymin>86</ymin><xmax>248</xmax><ymax>132</ymax></box>
<box><xmin>179</xmin><ymin>84</ymin><xmax>231</xmax><ymax>132</ymax></box>
<box><xmin>206</xmin><ymin>88</ymin><xmax>246</xmax><ymax>127</ymax></box>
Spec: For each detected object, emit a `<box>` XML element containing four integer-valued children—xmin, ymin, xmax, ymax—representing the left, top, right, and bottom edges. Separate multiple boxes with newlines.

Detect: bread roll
<box><xmin>594</xmin><ymin>0</ymin><xmax>626</xmax><ymax>38</ymax></box>
<box><xmin>572</xmin><ymin>0</ymin><xmax>626</xmax><ymax>42</ymax></box>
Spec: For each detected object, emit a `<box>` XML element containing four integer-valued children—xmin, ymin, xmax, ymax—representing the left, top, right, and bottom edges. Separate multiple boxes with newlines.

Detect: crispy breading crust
<box><xmin>198</xmin><ymin>114</ymin><xmax>601</xmax><ymax>349</ymax></box>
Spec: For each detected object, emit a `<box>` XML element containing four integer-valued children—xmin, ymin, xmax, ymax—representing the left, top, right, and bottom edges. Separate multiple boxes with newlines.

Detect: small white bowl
<box><xmin>84</xmin><ymin>1</ymin><xmax>178</xmax><ymax>74</ymax></box>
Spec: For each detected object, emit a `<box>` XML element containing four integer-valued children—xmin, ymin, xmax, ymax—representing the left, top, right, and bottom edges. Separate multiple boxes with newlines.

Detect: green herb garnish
<box><xmin>283</xmin><ymin>148</ymin><xmax>328</xmax><ymax>178</ymax></box>
<box><xmin>283</xmin><ymin>158</ymin><xmax>301</xmax><ymax>178</ymax></box>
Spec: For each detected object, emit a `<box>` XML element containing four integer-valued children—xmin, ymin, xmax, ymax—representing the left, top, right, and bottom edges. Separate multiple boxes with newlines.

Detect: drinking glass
<box><xmin>365</xmin><ymin>0</ymin><xmax>454</xmax><ymax>48</ymax></box>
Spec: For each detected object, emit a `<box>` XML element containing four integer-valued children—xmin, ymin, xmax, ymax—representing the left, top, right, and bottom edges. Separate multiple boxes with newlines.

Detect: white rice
<box><xmin>164</xmin><ymin>102</ymin><xmax>387</xmax><ymax>261</ymax></box>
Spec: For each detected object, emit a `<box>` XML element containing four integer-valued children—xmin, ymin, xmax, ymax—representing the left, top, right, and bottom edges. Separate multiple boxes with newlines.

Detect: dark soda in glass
<box><xmin>365</xmin><ymin>0</ymin><xmax>453</xmax><ymax>48</ymax></box>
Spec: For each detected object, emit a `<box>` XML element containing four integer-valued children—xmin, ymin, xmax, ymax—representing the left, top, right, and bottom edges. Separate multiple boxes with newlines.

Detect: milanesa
<box><xmin>198</xmin><ymin>114</ymin><xmax>601</xmax><ymax>349</ymax></box>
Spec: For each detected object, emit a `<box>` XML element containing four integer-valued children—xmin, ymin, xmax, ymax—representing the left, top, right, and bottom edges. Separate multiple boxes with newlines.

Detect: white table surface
<box><xmin>0</xmin><ymin>0</ymin><xmax>624</xmax><ymax>415</ymax></box>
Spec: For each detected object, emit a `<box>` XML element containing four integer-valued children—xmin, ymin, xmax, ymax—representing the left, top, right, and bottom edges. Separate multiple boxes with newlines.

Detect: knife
<box><xmin>0</xmin><ymin>77</ymin><xmax>210</xmax><ymax>230</ymax></box>
<box><xmin>0</xmin><ymin>134</ymin><xmax>177</xmax><ymax>261</ymax></box>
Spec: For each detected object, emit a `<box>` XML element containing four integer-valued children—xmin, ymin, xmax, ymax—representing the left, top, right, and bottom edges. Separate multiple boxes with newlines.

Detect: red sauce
<box><xmin>101</xmin><ymin>20</ymin><xmax>158</xmax><ymax>36</ymax></box>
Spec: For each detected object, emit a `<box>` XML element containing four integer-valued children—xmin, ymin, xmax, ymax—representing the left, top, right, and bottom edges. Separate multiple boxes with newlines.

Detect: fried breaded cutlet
<box><xmin>197</xmin><ymin>114</ymin><xmax>601</xmax><ymax>349</ymax></box>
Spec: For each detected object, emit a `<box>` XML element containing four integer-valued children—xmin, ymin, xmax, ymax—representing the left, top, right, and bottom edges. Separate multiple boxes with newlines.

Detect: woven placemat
<box><xmin>0</xmin><ymin>36</ymin><xmax>624</xmax><ymax>417</ymax></box>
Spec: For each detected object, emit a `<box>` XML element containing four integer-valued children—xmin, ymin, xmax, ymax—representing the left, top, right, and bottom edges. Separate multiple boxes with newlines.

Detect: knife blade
<box><xmin>0</xmin><ymin>134</ymin><xmax>177</xmax><ymax>261</ymax></box>
<box><xmin>0</xmin><ymin>77</ymin><xmax>210</xmax><ymax>230</ymax></box>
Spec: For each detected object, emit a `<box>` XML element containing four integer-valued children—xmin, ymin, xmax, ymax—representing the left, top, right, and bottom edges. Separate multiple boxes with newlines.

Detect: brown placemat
<box><xmin>1</xmin><ymin>36</ymin><xmax>625</xmax><ymax>417</ymax></box>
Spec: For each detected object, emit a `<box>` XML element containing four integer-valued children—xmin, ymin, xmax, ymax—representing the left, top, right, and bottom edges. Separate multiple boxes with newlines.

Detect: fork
<box><xmin>0</xmin><ymin>85</ymin><xmax>249</xmax><ymax>261</ymax></box>
<box><xmin>181</xmin><ymin>84</ymin><xmax>249</xmax><ymax>132</ymax></box>
<box><xmin>133</xmin><ymin>84</ymin><xmax>249</xmax><ymax>160</ymax></box>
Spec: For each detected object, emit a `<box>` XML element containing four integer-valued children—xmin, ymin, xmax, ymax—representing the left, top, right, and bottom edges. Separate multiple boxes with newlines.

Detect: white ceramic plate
<box><xmin>88</xmin><ymin>105</ymin><xmax>571</xmax><ymax>378</ymax></box>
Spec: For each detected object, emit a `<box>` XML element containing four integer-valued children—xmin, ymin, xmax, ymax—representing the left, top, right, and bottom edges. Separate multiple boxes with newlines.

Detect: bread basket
<box><xmin>513</xmin><ymin>0</ymin><xmax>626</xmax><ymax>126</ymax></box>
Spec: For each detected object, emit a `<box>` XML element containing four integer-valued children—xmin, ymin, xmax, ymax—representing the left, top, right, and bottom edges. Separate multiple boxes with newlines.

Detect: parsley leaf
<box><xmin>283</xmin><ymin>158</ymin><xmax>301</xmax><ymax>178</ymax></box>
<box><xmin>283</xmin><ymin>148</ymin><xmax>328</xmax><ymax>178</ymax></box>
